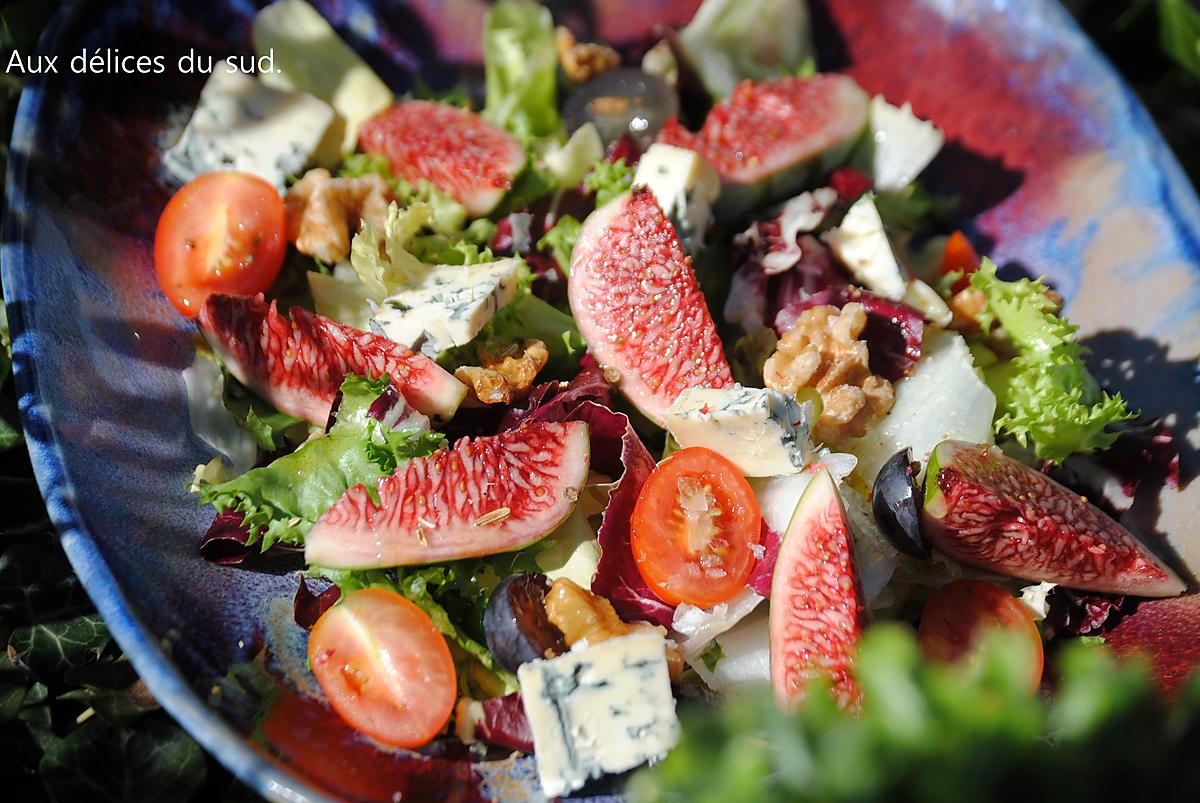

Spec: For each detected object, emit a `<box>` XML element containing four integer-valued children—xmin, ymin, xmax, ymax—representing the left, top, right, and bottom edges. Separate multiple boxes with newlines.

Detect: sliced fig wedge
<box><xmin>359</xmin><ymin>101</ymin><xmax>527</xmax><ymax>217</ymax></box>
<box><xmin>658</xmin><ymin>74</ymin><xmax>869</xmax><ymax>218</ymax></box>
<box><xmin>770</xmin><ymin>469</ymin><xmax>867</xmax><ymax>710</ymax></box>
<box><xmin>306</xmin><ymin>421</ymin><xmax>590</xmax><ymax>569</ymax></box>
<box><xmin>569</xmin><ymin>188</ymin><xmax>733</xmax><ymax>426</ymax></box>
<box><xmin>199</xmin><ymin>293</ymin><xmax>466</xmax><ymax>425</ymax></box>
<box><xmin>923</xmin><ymin>440</ymin><xmax>1186</xmax><ymax>598</ymax></box>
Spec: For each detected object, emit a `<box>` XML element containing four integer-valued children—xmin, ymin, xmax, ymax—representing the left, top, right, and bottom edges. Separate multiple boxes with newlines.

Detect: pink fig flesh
<box><xmin>923</xmin><ymin>440</ymin><xmax>1185</xmax><ymax>598</ymax></box>
<box><xmin>770</xmin><ymin>470</ymin><xmax>867</xmax><ymax>710</ymax></box>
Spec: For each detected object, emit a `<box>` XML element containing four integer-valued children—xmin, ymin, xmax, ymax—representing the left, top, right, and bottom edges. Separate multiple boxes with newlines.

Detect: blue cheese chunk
<box><xmin>163</xmin><ymin>68</ymin><xmax>337</xmax><ymax>189</ymax></box>
<box><xmin>822</xmin><ymin>194</ymin><xmax>907</xmax><ymax>300</ymax></box>
<box><xmin>518</xmin><ymin>632</ymin><xmax>681</xmax><ymax>799</ymax></box>
<box><xmin>664</xmin><ymin>385</ymin><xmax>814</xmax><ymax>477</ymax></box>
<box><xmin>368</xmin><ymin>258</ymin><xmax>520</xmax><ymax>356</ymax></box>
<box><xmin>633</xmin><ymin>143</ymin><xmax>721</xmax><ymax>252</ymax></box>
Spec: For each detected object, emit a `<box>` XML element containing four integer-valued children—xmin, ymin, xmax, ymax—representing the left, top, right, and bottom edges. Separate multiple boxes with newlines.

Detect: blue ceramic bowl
<box><xmin>4</xmin><ymin>0</ymin><xmax>1199</xmax><ymax>800</ymax></box>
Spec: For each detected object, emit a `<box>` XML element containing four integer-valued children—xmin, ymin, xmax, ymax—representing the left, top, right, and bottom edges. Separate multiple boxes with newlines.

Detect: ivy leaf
<box><xmin>17</xmin><ymin>681</ymin><xmax>54</xmax><ymax>751</ymax></box>
<box><xmin>8</xmin><ymin>614</ymin><xmax>110</xmax><ymax>683</ymax></box>
<box><xmin>39</xmin><ymin>714</ymin><xmax>206</xmax><ymax>803</ymax></box>
<box><xmin>0</xmin><ymin>541</ymin><xmax>90</xmax><ymax>625</ymax></box>
<box><xmin>59</xmin><ymin>679</ymin><xmax>160</xmax><ymax>726</ymax></box>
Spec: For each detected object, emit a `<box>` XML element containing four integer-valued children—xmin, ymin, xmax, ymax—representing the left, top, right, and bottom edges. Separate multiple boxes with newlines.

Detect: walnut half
<box><xmin>284</xmin><ymin>168</ymin><xmax>392</xmax><ymax>264</ymax></box>
<box><xmin>764</xmin><ymin>302</ymin><xmax>895</xmax><ymax>444</ymax></box>
<box><xmin>555</xmin><ymin>26</ymin><xmax>620</xmax><ymax>84</ymax></box>
<box><xmin>455</xmin><ymin>338</ymin><xmax>550</xmax><ymax>405</ymax></box>
<box><xmin>544</xmin><ymin>578</ymin><xmax>684</xmax><ymax>680</ymax></box>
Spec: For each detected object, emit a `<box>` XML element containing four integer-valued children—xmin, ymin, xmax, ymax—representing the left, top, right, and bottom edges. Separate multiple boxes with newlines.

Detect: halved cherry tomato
<box><xmin>630</xmin><ymin>447</ymin><xmax>761</xmax><ymax>608</ymax></box>
<box><xmin>307</xmin><ymin>588</ymin><xmax>456</xmax><ymax>748</ymax></box>
<box><xmin>154</xmin><ymin>171</ymin><xmax>286</xmax><ymax>316</ymax></box>
<box><xmin>918</xmin><ymin>579</ymin><xmax>1044</xmax><ymax>690</ymax></box>
<box><xmin>940</xmin><ymin>230</ymin><xmax>981</xmax><ymax>294</ymax></box>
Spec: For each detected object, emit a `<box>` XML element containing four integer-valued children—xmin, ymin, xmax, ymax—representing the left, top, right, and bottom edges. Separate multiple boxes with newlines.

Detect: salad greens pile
<box><xmin>197</xmin><ymin>375</ymin><xmax>446</xmax><ymax>550</ymax></box>
<box><xmin>967</xmin><ymin>260</ymin><xmax>1133</xmax><ymax>461</ymax></box>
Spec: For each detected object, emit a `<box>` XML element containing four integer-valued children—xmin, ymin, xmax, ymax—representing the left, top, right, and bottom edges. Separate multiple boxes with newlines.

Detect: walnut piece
<box><xmin>455</xmin><ymin>338</ymin><xmax>550</xmax><ymax>405</ymax></box>
<box><xmin>948</xmin><ymin>286</ymin><xmax>987</xmax><ymax>330</ymax></box>
<box><xmin>555</xmin><ymin>26</ymin><xmax>620</xmax><ymax>84</ymax></box>
<box><xmin>545</xmin><ymin>578</ymin><xmax>684</xmax><ymax>680</ymax></box>
<box><xmin>764</xmin><ymin>302</ymin><xmax>895</xmax><ymax>444</ymax></box>
<box><xmin>284</xmin><ymin>168</ymin><xmax>392</xmax><ymax>264</ymax></box>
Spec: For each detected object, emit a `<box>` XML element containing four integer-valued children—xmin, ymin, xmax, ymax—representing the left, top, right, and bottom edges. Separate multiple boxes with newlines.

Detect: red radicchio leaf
<box><xmin>607</xmin><ymin>132</ymin><xmax>642</xmax><ymax>166</ymax></box>
<box><xmin>200</xmin><ymin>511</ymin><xmax>254</xmax><ymax>565</ymax></box>
<box><xmin>1044</xmin><ymin>587</ymin><xmax>1126</xmax><ymax>637</ymax></box>
<box><xmin>725</xmin><ymin>230</ymin><xmax>846</xmax><ymax>334</ymax></box>
<box><xmin>746</xmin><ymin>521</ymin><xmax>782</xmax><ymax>597</ymax></box>
<box><xmin>476</xmin><ymin>693</ymin><xmax>534</xmax><ymax>753</ymax></box>
<box><xmin>499</xmin><ymin>355</ymin><xmax>612</xmax><ymax>430</ymax></box>
<box><xmin>294</xmin><ymin>578</ymin><xmax>341</xmax><ymax>630</ymax></box>
<box><xmin>775</xmin><ymin>285</ymin><xmax>925</xmax><ymax>382</ymax></box>
<box><xmin>1044</xmin><ymin>419</ymin><xmax>1181</xmax><ymax>518</ymax></box>
<box><xmin>580</xmin><ymin>403</ymin><xmax>677</xmax><ymax>628</ymax></box>
<box><xmin>828</xmin><ymin>166</ymin><xmax>874</xmax><ymax>202</ymax></box>
<box><xmin>500</xmin><ymin>363</ymin><xmax>673</xmax><ymax>626</ymax></box>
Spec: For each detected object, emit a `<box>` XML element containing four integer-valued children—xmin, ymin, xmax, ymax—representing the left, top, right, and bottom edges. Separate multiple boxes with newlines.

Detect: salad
<box><xmin>156</xmin><ymin>0</ymin><xmax>1186</xmax><ymax>797</ymax></box>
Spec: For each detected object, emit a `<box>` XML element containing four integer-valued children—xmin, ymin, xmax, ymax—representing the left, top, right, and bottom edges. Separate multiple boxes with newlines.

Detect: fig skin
<box><xmin>484</xmin><ymin>573</ymin><xmax>567</xmax><ymax>674</ymax></box>
<box><xmin>871</xmin><ymin>448</ymin><xmax>928</xmax><ymax>558</ymax></box>
<box><xmin>922</xmin><ymin>440</ymin><xmax>1186</xmax><ymax>598</ymax></box>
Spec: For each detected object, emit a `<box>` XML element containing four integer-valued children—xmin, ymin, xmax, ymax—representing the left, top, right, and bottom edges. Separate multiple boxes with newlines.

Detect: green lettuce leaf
<box><xmin>220</xmin><ymin>373</ymin><xmax>308</xmax><ymax>453</ymax></box>
<box><xmin>537</xmin><ymin>215</ymin><xmax>582</xmax><ymax>276</ymax></box>
<box><xmin>971</xmin><ymin>260</ymin><xmax>1134</xmax><ymax>462</ymax></box>
<box><xmin>481</xmin><ymin>0</ymin><xmax>562</xmax><ymax>142</ymax></box>
<box><xmin>542</xmin><ymin>123</ymin><xmax>605</xmax><ymax>189</ymax></box>
<box><xmin>678</xmin><ymin>0</ymin><xmax>816</xmax><ymax>99</ymax></box>
<box><xmin>196</xmin><ymin>375</ymin><xmax>444</xmax><ymax>550</ymax></box>
<box><xmin>349</xmin><ymin>201</ymin><xmax>432</xmax><ymax>298</ymax></box>
<box><xmin>340</xmin><ymin>154</ymin><xmax>468</xmax><ymax>236</ymax></box>
<box><xmin>307</xmin><ymin>266</ymin><xmax>376</xmax><ymax>331</ymax></box>
<box><xmin>584</xmin><ymin>157</ymin><xmax>635</xmax><ymax>207</ymax></box>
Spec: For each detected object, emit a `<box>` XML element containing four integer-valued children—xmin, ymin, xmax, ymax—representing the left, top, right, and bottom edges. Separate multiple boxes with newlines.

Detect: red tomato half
<box><xmin>154</xmin><ymin>171</ymin><xmax>286</xmax><ymax>316</ymax></box>
<box><xmin>918</xmin><ymin>579</ymin><xmax>1044</xmax><ymax>689</ymax></box>
<box><xmin>307</xmin><ymin>588</ymin><xmax>457</xmax><ymax>748</ymax></box>
<box><xmin>940</xmin><ymin>230</ymin><xmax>981</xmax><ymax>294</ymax></box>
<box><xmin>630</xmin><ymin>447</ymin><xmax>761</xmax><ymax>608</ymax></box>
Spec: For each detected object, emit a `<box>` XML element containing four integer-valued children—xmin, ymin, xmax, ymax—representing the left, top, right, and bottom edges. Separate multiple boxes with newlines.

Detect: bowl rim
<box><xmin>3</xmin><ymin>2</ymin><xmax>1199</xmax><ymax>802</ymax></box>
<box><xmin>0</xmin><ymin>3</ymin><xmax>332</xmax><ymax>801</ymax></box>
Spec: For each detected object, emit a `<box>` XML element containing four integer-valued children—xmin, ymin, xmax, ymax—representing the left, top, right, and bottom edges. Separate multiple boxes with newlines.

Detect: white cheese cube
<box><xmin>163</xmin><ymin>68</ymin><xmax>337</xmax><ymax>189</ymax></box>
<box><xmin>254</xmin><ymin>0</ymin><xmax>394</xmax><ymax>151</ymax></box>
<box><xmin>845</xmin><ymin>328</ymin><xmax>996</xmax><ymax>483</ymax></box>
<box><xmin>369</xmin><ymin>258</ymin><xmax>520</xmax><ymax>356</ymax></box>
<box><xmin>518</xmin><ymin>632</ymin><xmax>681</xmax><ymax>799</ymax></box>
<box><xmin>868</xmin><ymin>95</ymin><xmax>945</xmax><ymax>192</ymax></box>
<box><xmin>672</xmin><ymin>588</ymin><xmax>764</xmax><ymax>657</ymax></box>
<box><xmin>664</xmin><ymin>385</ymin><xmax>814</xmax><ymax>477</ymax></box>
<box><xmin>544</xmin><ymin>123</ymin><xmax>605</xmax><ymax>188</ymax></box>
<box><xmin>634</xmin><ymin>143</ymin><xmax>721</xmax><ymax>252</ymax></box>
<box><xmin>823</xmin><ymin>194</ymin><xmax>907</xmax><ymax>300</ymax></box>
<box><xmin>684</xmin><ymin>605</ymin><xmax>770</xmax><ymax>693</ymax></box>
